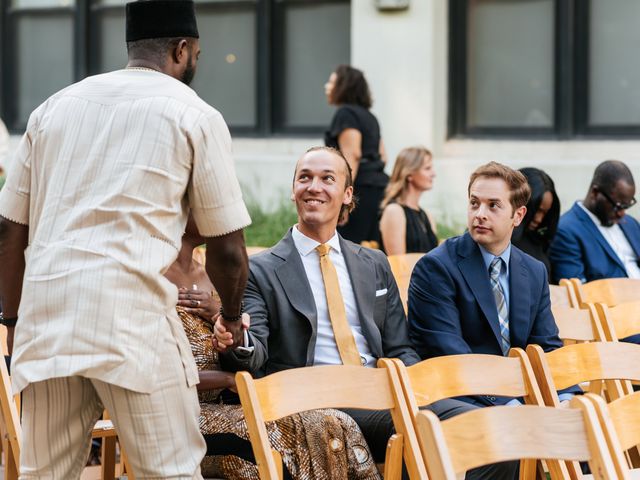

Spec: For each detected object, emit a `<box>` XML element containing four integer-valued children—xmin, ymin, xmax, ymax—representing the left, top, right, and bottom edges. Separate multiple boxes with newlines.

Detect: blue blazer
<box><xmin>408</xmin><ymin>232</ymin><xmax>579</xmax><ymax>406</ymax></box>
<box><xmin>549</xmin><ymin>202</ymin><xmax>640</xmax><ymax>284</ymax></box>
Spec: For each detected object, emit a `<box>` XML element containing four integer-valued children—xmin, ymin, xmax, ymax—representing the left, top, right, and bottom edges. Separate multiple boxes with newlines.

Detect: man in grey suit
<box><xmin>215</xmin><ymin>147</ymin><xmax>511</xmax><ymax>478</ymax></box>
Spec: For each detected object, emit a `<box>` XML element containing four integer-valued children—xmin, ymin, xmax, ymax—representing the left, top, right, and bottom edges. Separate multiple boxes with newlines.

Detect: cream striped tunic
<box><xmin>0</xmin><ymin>69</ymin><xmax>251</xmax><ymax>394</ymax></box>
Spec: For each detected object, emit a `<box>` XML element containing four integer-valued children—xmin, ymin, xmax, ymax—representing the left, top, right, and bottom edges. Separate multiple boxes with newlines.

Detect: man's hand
<box><xmin>213</xmin><ymin>313</ymin><xmax>250</xmax><ymax>352</ymax></box>
<box><xmin>177</xmin><ymin>287</ymin><xmax>220</xmax><ymax>322</ymax></box>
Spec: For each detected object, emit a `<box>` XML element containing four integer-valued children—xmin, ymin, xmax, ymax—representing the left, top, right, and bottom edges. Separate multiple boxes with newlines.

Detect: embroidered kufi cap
<box><xmin>126</xmin><ymin>0</ymin><xmax>199</xmax><ymax>42</ymax></box>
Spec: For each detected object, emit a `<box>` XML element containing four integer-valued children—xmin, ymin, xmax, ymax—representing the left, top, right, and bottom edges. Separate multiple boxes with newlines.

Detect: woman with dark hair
<box><xmin>512</xmin><ymin>167</ymin><xmax>561</xmax><ymax>280</ymax></box>
<box><xmin>324</xmin><ymin>65</ymin><xmax>389</xmax><ymax>245</ymax></box>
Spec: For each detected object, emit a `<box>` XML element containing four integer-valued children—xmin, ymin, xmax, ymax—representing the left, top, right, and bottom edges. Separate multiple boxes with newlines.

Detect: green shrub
<box><xmin>244</xmin><ymin>200</ymin><xmax>298</xmax><ymax>247</ymax></box>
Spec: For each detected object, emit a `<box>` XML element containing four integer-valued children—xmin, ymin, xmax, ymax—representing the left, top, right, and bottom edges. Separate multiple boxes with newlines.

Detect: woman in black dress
<box><xmin>379</xmin><ymin>146</ymin><xmax>438</xmax><ymax>254</ymax></box>
<box><xmin>511</xmin><ymin>167</ymin><xmax>560</xmax><ymax>280</ymax></box>
<box><xmin>324</xmin><ymin>65</ymin><xmax>388</xmax><ymax>244</ymax></box>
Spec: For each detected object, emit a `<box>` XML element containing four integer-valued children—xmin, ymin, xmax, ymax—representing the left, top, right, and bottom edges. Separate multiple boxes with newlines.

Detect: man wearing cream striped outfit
<box><xmin>0</xmin><ymin>1</ymin><xmax>251</xmax><ymax>478</ymax></box>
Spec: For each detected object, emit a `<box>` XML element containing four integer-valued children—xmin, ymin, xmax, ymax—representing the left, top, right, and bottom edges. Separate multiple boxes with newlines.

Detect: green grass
<box><xmin>244</xmin><ymin>200</ymin><xmax>298</xmax><ymax>247</ymax></box>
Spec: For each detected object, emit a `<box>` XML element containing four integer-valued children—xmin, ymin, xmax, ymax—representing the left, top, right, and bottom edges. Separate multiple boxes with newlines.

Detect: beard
<box><xmin>592</xmin><ymin>201</ymin><xmax>615</xmax><ymax>227</ymax></box>
<box><xmin>181</xmin><ymin>51</ymin><xmax>196</xmax><ymax>86</ymax></box>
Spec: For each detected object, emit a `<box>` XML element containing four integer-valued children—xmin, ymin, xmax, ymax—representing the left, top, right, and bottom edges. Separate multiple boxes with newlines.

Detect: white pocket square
<box><xmin>375</xmin><ymin>288</ymin><xmax>388</xmax><ymax>297</ymax></box>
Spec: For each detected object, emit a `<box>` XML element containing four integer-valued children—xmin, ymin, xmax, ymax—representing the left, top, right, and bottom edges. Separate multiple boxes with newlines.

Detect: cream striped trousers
<box><xmin>19</xmin><ymin>331</ymin><xmax>206</xmax><ymax>479</ymax></box>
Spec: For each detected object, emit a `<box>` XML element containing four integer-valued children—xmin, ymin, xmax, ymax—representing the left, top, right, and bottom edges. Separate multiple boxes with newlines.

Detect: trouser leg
<box><xmin>92</xmin><ymin>330</ymin><xmax>206</xmax><ymax>480</ymax></box>
<box><xmin>20</xmin><ymin>377</ymin><xmax>104</xmax><ymax>479</ymax></box>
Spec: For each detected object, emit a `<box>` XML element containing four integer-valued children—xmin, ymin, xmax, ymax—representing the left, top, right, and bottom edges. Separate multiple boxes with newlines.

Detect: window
<box><xmin>450</xmin><ymin>0</ymin><xmax>640</xmax><ymax>138</ymax></box>
<box><xmin>1</xmin><ymin>0</ymin><xmax>350</xmax><ymax>135</ymax></box>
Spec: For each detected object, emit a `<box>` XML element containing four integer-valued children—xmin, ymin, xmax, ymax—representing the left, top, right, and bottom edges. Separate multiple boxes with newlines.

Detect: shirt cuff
<box><xmin>558</xmin><ymin>393</ymin><xmax>575</xmax><ymax>403</ymax></box>
<box><xmin>505</xmin><ymin>398</ymin><xmax>523</xmax><ymax>407</ymax></box>
<box><xmin>235</xmin><ymin>330</ymin><xmax>254</xmax><ymax>356</ymax></box>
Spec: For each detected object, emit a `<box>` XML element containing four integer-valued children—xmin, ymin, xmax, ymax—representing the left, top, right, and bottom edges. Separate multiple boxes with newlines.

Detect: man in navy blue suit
<box><xmin>549</xmin><ymin>160</ymin><xmax>640</xmax><ymax>284</ymax></box>
<box><xmin>409</xmin><ymin>162</ymin><xmax>578</xmax><ymax>412</ymax></box>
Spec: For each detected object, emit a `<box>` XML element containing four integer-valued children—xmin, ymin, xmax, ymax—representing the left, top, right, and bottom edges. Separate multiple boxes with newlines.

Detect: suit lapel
<box><xmin>573</xmin><ymin>204</ymin><xmax>626</xmax><ymax>271</ymax></box>
<box><xmin>620</xmin><ymin>218</ymin><xmax>640</xmax><ymax>258</ymax></box>
<box><xmin>341</xmin><ymin>238</ymin><xmax>381</xmax><ymax>356</ymax></box>
<box><xmin>507</xmin><ymin>248</ymin><xmax>530</xmax><ymax>348</ymax></box>
<box><xmin>457</xmin><ymin>233</ymin><xmax>503</xmax><ymax>348</ymax></box>
<box><xmin>272</xmin><ymin>230</ymin><xmax>318</xmax><ymax>333</ymax></box>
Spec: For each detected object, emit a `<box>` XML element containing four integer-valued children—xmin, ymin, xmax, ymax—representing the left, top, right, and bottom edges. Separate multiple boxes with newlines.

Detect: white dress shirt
<box><xmin>291</xmin><ymin>226</ymin><xmax>375</xmax><ymax>367</ymax></box>
<box><xmin>578</xmin><ymin>202</ymin><xmax>640</xmax><ymax>279</ymax></box>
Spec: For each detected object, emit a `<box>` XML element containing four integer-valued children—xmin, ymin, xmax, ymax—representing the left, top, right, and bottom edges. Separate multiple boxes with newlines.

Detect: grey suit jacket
<box><xmin>221</xmin><ymin>229</ymin><xmax>420</xmax><ymax>375</ymax></box>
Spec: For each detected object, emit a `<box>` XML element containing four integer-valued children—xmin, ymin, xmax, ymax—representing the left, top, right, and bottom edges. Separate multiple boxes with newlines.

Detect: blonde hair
<box><xmin>381</xmin><ymin>146</ymin><xmax>432</xmax><ymax>209</ymax></box>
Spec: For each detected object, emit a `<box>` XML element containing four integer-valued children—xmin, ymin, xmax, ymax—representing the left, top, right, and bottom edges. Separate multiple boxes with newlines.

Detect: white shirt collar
<box><xmin>291</xmin><ymin>225</ymin><xmax>341</xmax><ymax>257</ymax></box>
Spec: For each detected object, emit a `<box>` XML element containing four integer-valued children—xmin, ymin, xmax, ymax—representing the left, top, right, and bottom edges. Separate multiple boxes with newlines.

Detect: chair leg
<box><xmin>383</xmin><ymin>434</ymin><xmax>403</xmax><ymax>480</ymax></box>
<box><xmin>5</xmin><ymin>442</ymin><xmax>19</xmax><ymax>480</ymax></box>
<box><xmin>100</xmin><ymin>436</ymin><xmax>117</xmax><ymax>480</ymax></box>
<box><xmin>121</xmin><ymin>448</ymin><xmax>135</xmax><ymax>480</ymax></box>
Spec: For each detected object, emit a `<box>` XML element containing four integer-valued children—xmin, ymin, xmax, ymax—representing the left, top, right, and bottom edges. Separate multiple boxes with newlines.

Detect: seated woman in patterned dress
<box><xmin>165</xmin><ymin>215</ymin><xmax>381</xmax><ymax>480</ymax></box>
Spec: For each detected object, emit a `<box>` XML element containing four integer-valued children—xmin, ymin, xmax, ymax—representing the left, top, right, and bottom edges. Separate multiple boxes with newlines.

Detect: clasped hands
<box><xmin>213</xmin><ymin>313</ymin><xmax>250</xmax><ymax>352</ymax></box>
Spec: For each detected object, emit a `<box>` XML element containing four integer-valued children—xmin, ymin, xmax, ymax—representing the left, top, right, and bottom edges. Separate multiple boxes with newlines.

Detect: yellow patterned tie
<box><xmin>316</xmin><ymin>244</ymin><xmax>362</xmax><ymax>366</ymax></box>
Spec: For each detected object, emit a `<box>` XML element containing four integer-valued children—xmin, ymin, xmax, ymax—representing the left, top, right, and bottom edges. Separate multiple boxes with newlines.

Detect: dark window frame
<box><xmin>449</xmin><ymin>0</ymin><xmax>640</xmax><ymax>139</ymax></box>
<box><xmin>0</xmin><ymin>0</ymin><xmax>349</xmax><ymax>136</ymax></box>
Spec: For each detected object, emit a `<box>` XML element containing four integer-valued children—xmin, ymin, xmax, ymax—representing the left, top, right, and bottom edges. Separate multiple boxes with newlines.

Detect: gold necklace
<box><xmin>125</xmin><ymin>66</ymin><xmax>159</xmax><ymax>73</ymax></box>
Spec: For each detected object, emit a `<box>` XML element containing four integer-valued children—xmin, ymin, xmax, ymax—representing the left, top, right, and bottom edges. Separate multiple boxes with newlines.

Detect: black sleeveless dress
<box><xmin>382</xmin><ymin>203</ymin><xmax>438</xmax><ymax>254</ymax></box>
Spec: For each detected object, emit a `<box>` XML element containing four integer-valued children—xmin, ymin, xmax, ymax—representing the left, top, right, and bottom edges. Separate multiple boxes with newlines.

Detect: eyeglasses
<box><xmin>597</xmin><ymin>188</ymin><xmax>637</xmax><ymax>212</ymax></box>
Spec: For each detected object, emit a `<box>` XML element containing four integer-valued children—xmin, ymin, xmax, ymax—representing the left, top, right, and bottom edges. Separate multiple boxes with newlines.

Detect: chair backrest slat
<box><xmin>388</xmin><ymin>253</ymin><xmax>425</xmax><ymax>312</ymax></box>
<box><xmin>572</xmin><ymin>278</ymin><xmax>640</xmax><ymax>308</ymax></box>
<box><xmin>416</xmin><ymin>400</ymin><xmax>627</xmax><ymax>479</ymax></box>
<box><xmin>597</xmin><ymin>301</ymin><xmax>640</xmax><ymax>341</ymax></box>
<box><xmin>552</xmin><ymin>305</ymin><xmax>603</xmax><ymax>343</ymax></box>
<box><xmin>403</xmin><ymin>353</ymin><xmax>533</xmax><ymax>407</ymax></box>
<box><xmin>252</xmin><ymin>366</ymin><xmax>396</xmax><ymax>421</ymax></box>
<box><xmin>535</xmin><ymin>342</ymin><xmax>640</xmax><ymax>391</ymax></box>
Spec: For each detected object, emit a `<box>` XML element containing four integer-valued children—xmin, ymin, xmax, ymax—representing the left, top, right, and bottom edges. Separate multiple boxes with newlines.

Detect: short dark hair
<box><xmin>126</xmin><ymin>37</ymin><xmax>195</xmax><ymax>67</ymax></box>
<box><xmin>590</xmin><ymin>160</ymin><xmax>635</xmax><ymax>193</ymax></box>
<box><xmin>468</xmin><ymin>161</ymin><xmax>531</xmax><ymax>212</ymax></box>
<box><xmin>330</xmin><ymin>65</ymin><xmax>373</xmax><ymax>109</ymax></box>
<box><xmin>293</xmin><ymin>146</ymin><xmax>356</xmax><ymax>223</ymax></box>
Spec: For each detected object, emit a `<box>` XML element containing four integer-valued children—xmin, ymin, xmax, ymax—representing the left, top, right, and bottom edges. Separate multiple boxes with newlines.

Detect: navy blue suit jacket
<box><xmin>408</xmin><ymin>232</ymin><xmax>579</xmax><ymax>406</ymax></box>
<box><xmin>549</xmin><ymin>202</ymin><xmax>640</xmax><ymax>284</ymax></box>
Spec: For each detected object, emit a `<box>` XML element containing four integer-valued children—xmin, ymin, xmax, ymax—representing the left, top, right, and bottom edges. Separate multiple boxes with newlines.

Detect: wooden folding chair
<box><xmin>552</xmin><ymin>304</ymin><xmax>606</xmax><ymax>345</ymax></box>
<box><xmin>415</xmin><ymin>397</ymin><xmax>628</xmax><ymax>480</ymax></box>
<box><xmin>387</xmin><ymin>253</ymin><xmax>425</xmax><ymax>313</ymax></box>
<box><xmin>235</xmin><ymin>362</ymin><xmax>428</xmax><ymax>480</ymax></box>
<box><xmin>389</xmin><ymin>348</ymin><xmax>570</xmax><ymax>479</ymax></box>
<box><xmin>527</xmin><ymin>341</ymin><xmax>640</xmax><ymax>472</ymax></box>
<box><xmin>550</xmin><ymin>279</ymin><xmax>579</xmax><ymax>308</ymax></box>
<box><xmin>0</xmin><ymin>348</ymin><xmax>20</xmax><ymax>480</ymax></box>
<box><xmin>585</xmin><ymin>392</ymin><xmax>640</xmax><ymax>471</ymax></box>
<box><xmin>570</xmin><ymin>278</ymin><xmax>640</xmax><ymax>308</ymax></box>
<box><xmin>594</xmin><ymin>301</ymin><xmax>640</xmax><ymax>342</ymax></box>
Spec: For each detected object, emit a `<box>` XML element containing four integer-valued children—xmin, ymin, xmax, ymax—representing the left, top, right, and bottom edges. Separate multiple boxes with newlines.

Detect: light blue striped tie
<box><xmin>489</xmin><ymin>257</ymin><xmax>510</xmax><ymax>355</ymax></box>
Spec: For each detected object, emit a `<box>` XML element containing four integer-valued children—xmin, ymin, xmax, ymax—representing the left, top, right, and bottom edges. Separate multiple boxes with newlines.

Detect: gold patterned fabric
<box><xmin>177</xmin><ymin>307</ymin><xmax>382</xmax><ymax>480</ymax></box>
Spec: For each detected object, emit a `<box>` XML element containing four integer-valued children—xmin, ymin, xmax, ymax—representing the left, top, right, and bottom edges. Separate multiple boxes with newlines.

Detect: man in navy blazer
<box><xmin>549</xmin><ymin>160</ymin><xmax>640</xmax><ymax>284</ymax></box>
<box><xmin>409</xmin><ymin>162</ymin><xmax>579</xmax><ymax>410</ymax></box>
